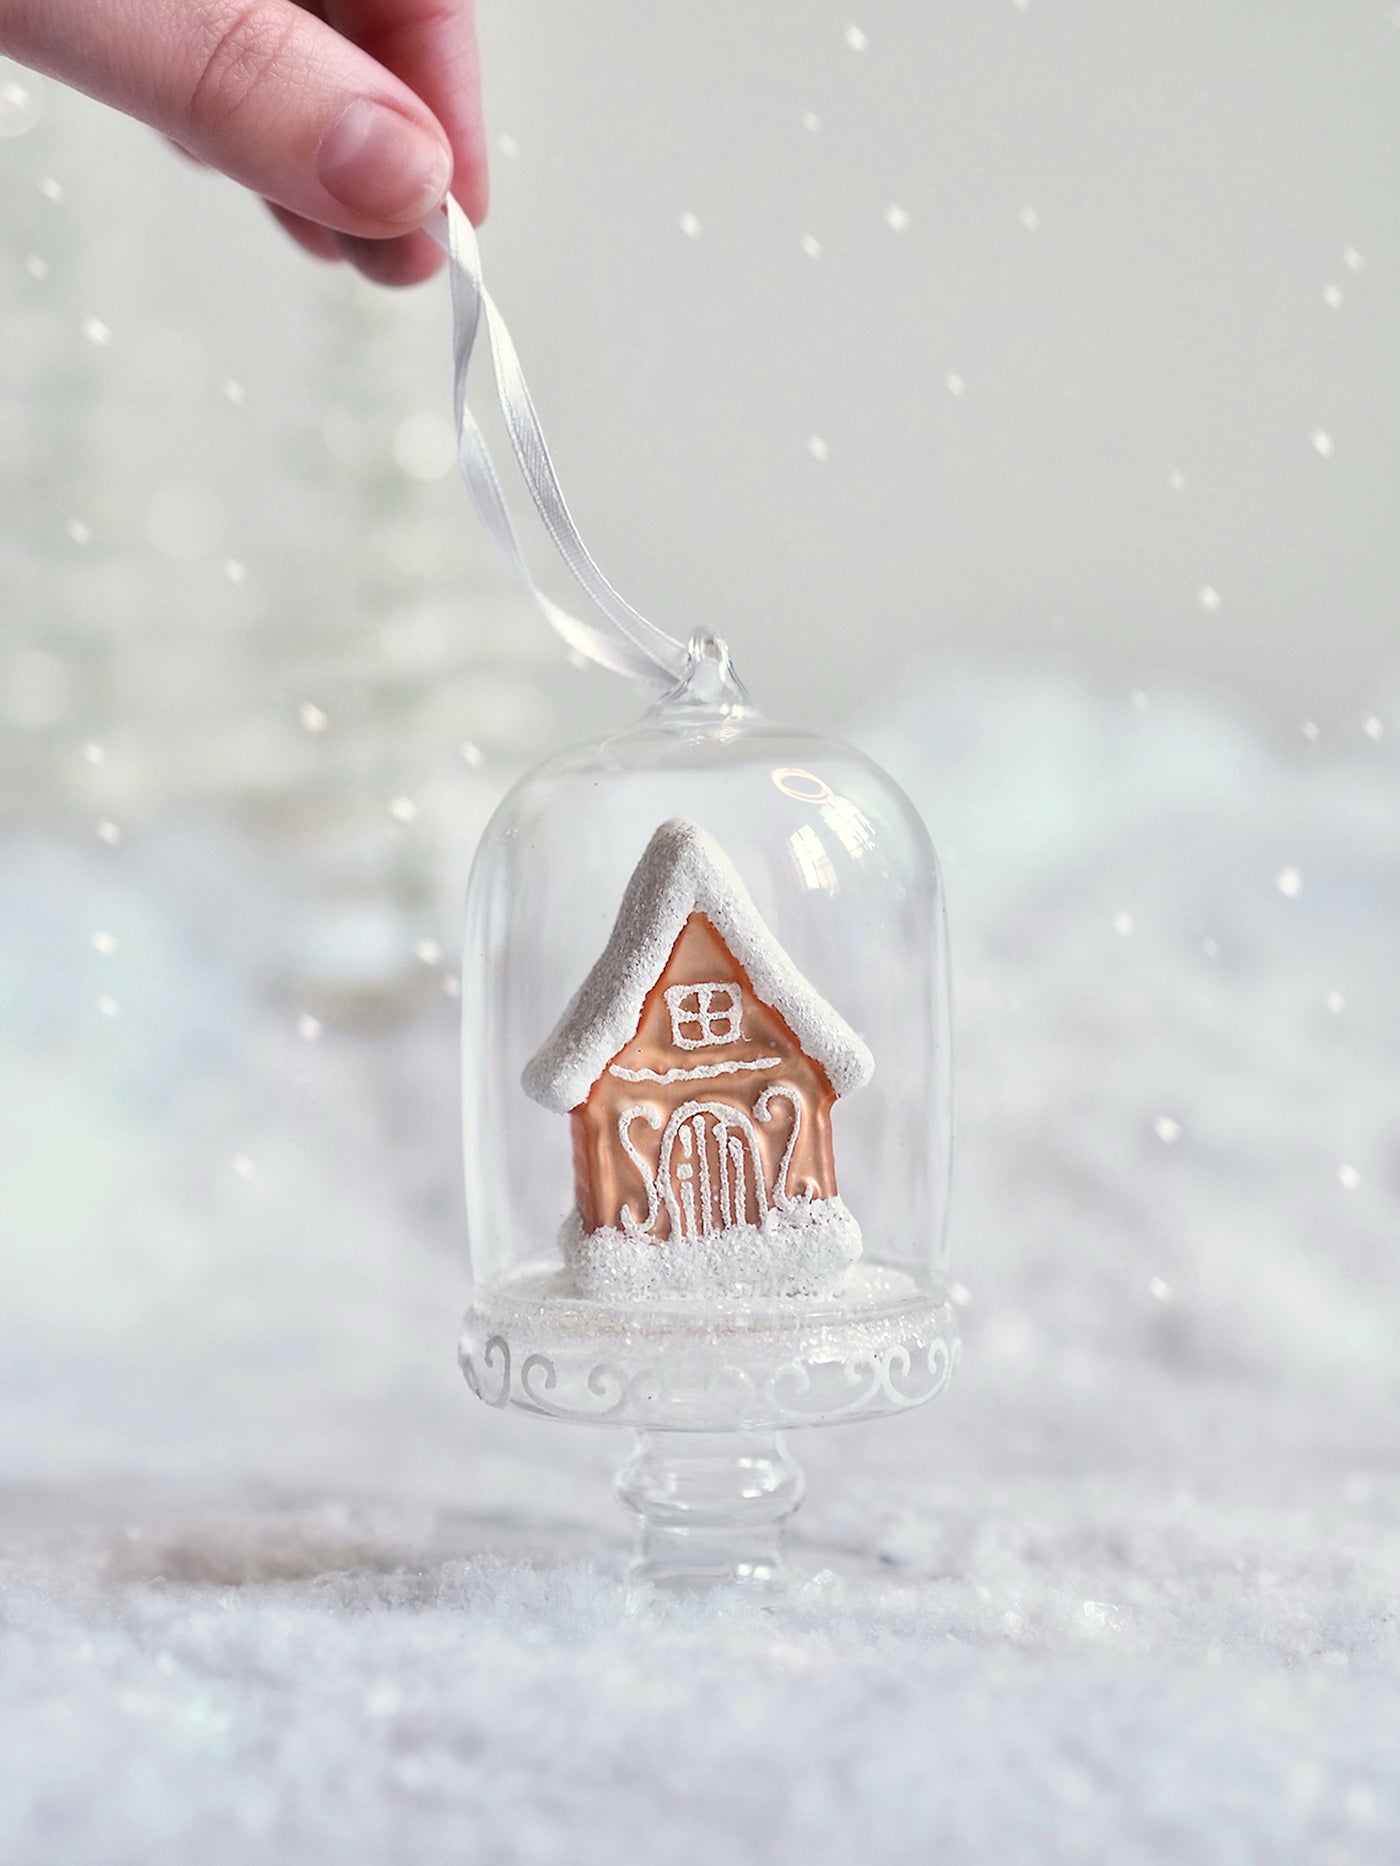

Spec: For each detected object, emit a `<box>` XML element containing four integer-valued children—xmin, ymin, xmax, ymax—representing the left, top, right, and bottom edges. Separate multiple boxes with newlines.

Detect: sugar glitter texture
<box><xmin>558</xmin><ymin>1198</ymin><xmax>864</xmax><ymax>1303</ymax></box>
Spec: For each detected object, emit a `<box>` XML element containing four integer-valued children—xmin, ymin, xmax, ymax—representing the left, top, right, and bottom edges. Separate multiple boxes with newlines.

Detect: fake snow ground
<box><xmin>3</xmin><ymin>664</ymin><xmax>1400</xmax><ymax>1864</ymax></box>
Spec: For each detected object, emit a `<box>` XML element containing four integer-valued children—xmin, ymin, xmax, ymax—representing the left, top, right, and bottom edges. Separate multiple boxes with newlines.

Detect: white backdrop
<box><xmin>476</xmin><ymin>0</ymin><xmax>1398</xmax><ymax>731</ymax></box>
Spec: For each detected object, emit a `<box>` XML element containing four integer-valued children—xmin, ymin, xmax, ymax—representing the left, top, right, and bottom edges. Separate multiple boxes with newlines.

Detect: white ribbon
<box><xmin>425</xmin><ymin>199</ymin><xmax>690</xmax><ymax>694</ymax></box>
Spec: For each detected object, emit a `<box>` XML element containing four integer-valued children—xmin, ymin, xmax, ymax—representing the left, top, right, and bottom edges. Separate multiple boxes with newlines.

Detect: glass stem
<box><xmin>614</xmin><ymin>1430</ymin><xmax>805</xmax><ymax>1590</ymax></box>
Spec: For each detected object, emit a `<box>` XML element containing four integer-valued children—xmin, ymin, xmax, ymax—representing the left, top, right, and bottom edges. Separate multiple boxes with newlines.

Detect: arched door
<box><xmin>658</xmin><ymin>1100</ymin><xmax>768</xmax><ymax>1241</ymax></box>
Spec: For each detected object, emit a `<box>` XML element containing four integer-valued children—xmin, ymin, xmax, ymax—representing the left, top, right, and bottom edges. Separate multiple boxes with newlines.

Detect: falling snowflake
<box><xmin>1153</xmin><ymin>1116</ymin><xmax>1181</xmax><ymax>1145</ymax></box>
<box><xmin>1338</xmin><ymin>1163</ymin><xmax>1360</xmax><ymax>1191</ymax></box>
<box><xmin>1113</xmin><ymin>912</ymin><xmax>1134</xmax><ymax>937</ymax></box>
<box><xmin>1325</xmin><ymin>989</ymin><xmax>1345</xmax><ymax>1013</ymax></box>
<box><xmin>0</xmin><ymin>72</ymin><xmax>39</xmax><ymax>132</ymax></box>
<box><xmin>82</xmin><ymin>741</ymin><xmax>105</xmax><ymax>765</ymax></box>
<box><xmin>1197</xmin><ymin>585</ymin><xmax>1221</xmax><ymax>612</ymax></box>
<box><xmin>25</xmin><ymin>254</ymin><xmax>48</xmax><ymax>280</ymax></box>
<box><xmin>945</xmin><ymin>371</ymin><xmax>965</xmax><ymax>397</ymax></box>
<box><xmin>1362</xmin><ymin>715</ymin><xmax>1383</xmax><ymax>740</ymax></box>
<box><xmin>1129</xmin><ymin>688</ymin><xmax>1149</xmax><ymax>710</ymax></box>
<box><xmin>678</xmin><ymin>212</ymin><xmax>702</xmax><ymax>240</ymax></box>
<box><xmin>802</xmin><ymin>110</ymin><xmax>821</xmax><ymax>134</ymax></box>
<box><xmin>949</xmin><ymin>1281</ymin><xmax>973</xmax><ymax>1308</ymax></box>
<box><xmin>82</xmin><ymin>316</ymin><xmax>111</xmax><ymax>346</ymax></box>
<box><xmin>442</xmin><ymin>975</ymin><xmax>462</xmax><ymax>1000</ymax></box>
<box><xmin>297</xmin><ymin>1013</ymin><xmax>323</xmax><ymax>1041</ymax></box>
<box><xmin>233</xmin><ymin>1156</ymin><xmax>255</xmax><ymax>1180</ymax></box>
<box><xmin>496</xmin><ymin>133</ymin><xmax>520</xmax><ymax>159</ymax></box>
<box><xmin>222</xmin><ymin>559</ymin><xmax>246</xmax><ymax>585</ymax></box>
<box><xmin>1342</xmin><ymin>246</ymin><xmax>1364</xmax><ymax>273</ymax></box>
<box><xmin>38</xmin><ymin>176</ymin><xmax>64</xmax><ymax>202</ymax></box>
<box><xmin>1167</xmin><ymin>468</ymin><xmax>1186</xmax><ymax>492</ymax></box>
<box><xmin>1019</xmin><ymin>205</ymin><xmax>1041</xmax><ymax>232</ymax></box>
<box><xmin>66</xmin><ymin>517</ymin><xmax>91</xmax><ymax>546</ymax></box>
<box><xmin>807</xmin><ymin>435</ymin><xmax>829</xmax><ymax>463</ymax></box>
<box><xmin>1201</xmin><ymin>937</ymin><xmax>1220</xmax><ymax>959</ymax></box>
<box><xmin>414</xmin><ymin>939</ymin><xmax>443</xmax><ymax>966</ymax></box>
<box><xmin>96</xmin><ymin>819</ymin><xmax>122</xmax><ymax>846</ymax></box>
<box><xmin>97</xmin><ymin>996</ymin><xmax>119</xmax><ymax>1018</ymax></box>
<box><xmin>91</xmin><ymin>930</ymin><xmax>116</xmax><ymax>955</ymax></box>
<box><xmin>1275</xmin><ymin>866</ymin><xmax>1302</xmax><ymax>899</ymax></box>
<box><xmin>1301</xmin><ymin>720</ymin><xmax>1320</xmax><ymax>742</ymax></box>
<box><xmin>1311</xmin><ymin>429</ymin><xmax>1334</xmax><ymax>458</ymax></box>
<box><xmin>460</xmin><ymin>740</ymin><xmax>484</xmax><ymax>767</ymax></box>
<box><xmin>885</xmin><ymin>205</ymin><xmax>911</xmax><ymax>233</ymax></box>
<box><xmin>389</xmin><ymin>796</ymin><xmax>419</xmax><ymax>824</ymax></box>
<box><xmin>221</xmin><ymin>379</ymin><xmax>246</xmax><ymax>404</ymax></box>
<box><xmin>799</xmin><ymin>233</ymin><xmax>823</xmax><ymax>259</ymax></box>
<box><xmin>299</xmin><ymin>702</ymin><xmax>327</xmax><ymax>734</ymax></box>
<box><xmin>1323</xmin><ymin>283</ymin><xmax>1343</xmax><ymax>309</ymax></box>
<box><xmin>844</xmin><ymin>23</ymin><xmax>868</xmax><ymax>50</ymax></box>
<box><xmin>1149</xmin><ymin>1277</ymin><xmax>1173</xmax><ymax>1302</ymax></box>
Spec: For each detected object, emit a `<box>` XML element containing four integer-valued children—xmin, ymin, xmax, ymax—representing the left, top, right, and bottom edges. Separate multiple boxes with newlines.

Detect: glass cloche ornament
<box><xmin>459</xmin><ymin>632</ymin><xmax>957</xmax><ymax>1588</ymax></box>
<box><xmin>424</xmin><ymin>197</ymin><xmax>958</xmax><ymax>1587</ymax></box>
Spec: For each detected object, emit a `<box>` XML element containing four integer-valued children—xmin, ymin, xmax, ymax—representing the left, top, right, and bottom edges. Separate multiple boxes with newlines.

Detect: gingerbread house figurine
<box><xmin>523</xmin><ymin>818</ymin><xmax>874</xmax><ymax>1302</ymax></box>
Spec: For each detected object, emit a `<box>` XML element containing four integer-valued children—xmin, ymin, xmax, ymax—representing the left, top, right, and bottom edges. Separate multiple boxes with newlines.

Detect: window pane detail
<box><xmin>665</xmin><ymin>981</ymin><xmax>743</xmax><ymax>1049</ymax></box>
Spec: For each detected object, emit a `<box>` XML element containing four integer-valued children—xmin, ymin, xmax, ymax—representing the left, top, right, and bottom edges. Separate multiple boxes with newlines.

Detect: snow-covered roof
<box><xmin>523</xmin><ymin>818</ymin><xmax>874</xmax><ymax>1114</ymax></box>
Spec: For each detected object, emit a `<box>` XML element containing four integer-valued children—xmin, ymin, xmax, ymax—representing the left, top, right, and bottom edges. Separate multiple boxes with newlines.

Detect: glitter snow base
<box><xmin>562</xmin><ymin>1197</ymin><xmax>863</xmax><ymax>1302</ymax></box>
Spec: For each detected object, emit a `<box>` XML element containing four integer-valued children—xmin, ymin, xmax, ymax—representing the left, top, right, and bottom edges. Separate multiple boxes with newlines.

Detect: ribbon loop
<box><xmin>428</xmin><ymin>200</ymin><xmax>690</xmax><ymax>694</ymax></box>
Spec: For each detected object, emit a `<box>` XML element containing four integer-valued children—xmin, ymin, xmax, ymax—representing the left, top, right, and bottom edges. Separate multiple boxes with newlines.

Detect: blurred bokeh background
<box><xmin>3</xmin><ymin>6</ymin><xmax>1400</xmax><ymax>1860</ymax></box>
<box><xmin>3</xmin><ymin>0</ymin><xmax>1396</xmax><ymax>1016</ymax></box>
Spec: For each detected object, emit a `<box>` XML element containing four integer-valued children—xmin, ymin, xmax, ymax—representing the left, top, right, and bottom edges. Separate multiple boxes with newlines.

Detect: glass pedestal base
<box><xmin>460</xmin><ymin>1266</ymin><xmax>958</xmax><ymax>1431</ymax></box>
<box><xmin>461</xmin><ymin>1268</ymin><xmax>959</xmax><ymax>1590</ymax></box>
<box><xmin>616</xmin><ymin>1430</ymin><xmax>805</xmax><ymax>1592</ymax></box>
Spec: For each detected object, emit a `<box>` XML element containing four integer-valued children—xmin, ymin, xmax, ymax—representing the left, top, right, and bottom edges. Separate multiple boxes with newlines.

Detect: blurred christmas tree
<box><xmin>0</xmin><ymin>62</ymin><xmax>594</xmax><ymax>1026</ymax></box>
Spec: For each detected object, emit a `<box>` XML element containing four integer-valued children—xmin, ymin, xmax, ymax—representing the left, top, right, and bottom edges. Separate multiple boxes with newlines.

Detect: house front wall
<box><xmin>570</xmin><ymin>913</ymin><xmax>838</xmax><ymax>1238</ymax></box>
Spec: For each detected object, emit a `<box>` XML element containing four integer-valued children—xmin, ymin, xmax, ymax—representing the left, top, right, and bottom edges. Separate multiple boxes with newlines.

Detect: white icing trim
<box><xmin>607</xmin><ymin>1056</ymin><xmax>780</xmax><ymax>1085</ymax></box>
<box><xmin>523</xmin><ymin>819</ymin><xmax>874</xmax><ymax>1113</ymax></box>
<box><xmin>617</xmin><ymin>1103</ymin><xmax>662</xmax><ymax>1238</ymax></box>
<box><xmin>755</xmin><ymin>1083</ymin><xmax>804</xmax><ymax>1212</ymax></box>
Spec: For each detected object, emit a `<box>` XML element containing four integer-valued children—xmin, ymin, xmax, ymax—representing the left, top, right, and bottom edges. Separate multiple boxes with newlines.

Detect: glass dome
<box><xmin>459</xmin><ymin>634</ymin><xmax>957</xmax><ymax>1587</ymax></box>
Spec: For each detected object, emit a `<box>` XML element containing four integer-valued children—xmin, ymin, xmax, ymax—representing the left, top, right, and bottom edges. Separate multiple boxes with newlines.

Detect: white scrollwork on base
<box><xmin>458</xmin><ymin>1303</ymin><xmax>959</xmax><ymax>1432</ymax></box>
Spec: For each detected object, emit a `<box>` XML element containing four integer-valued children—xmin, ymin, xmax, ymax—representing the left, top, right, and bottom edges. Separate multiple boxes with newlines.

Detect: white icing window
<box><xmin>665</xmin><ymin>981</ymin><xmax>743</xmax><ymax>1050</ymax></box>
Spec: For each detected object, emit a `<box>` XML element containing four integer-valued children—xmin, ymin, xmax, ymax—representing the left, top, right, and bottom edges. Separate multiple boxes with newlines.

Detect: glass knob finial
<box><xmin>656</xmin><ymin>630</ymin><xmax>755</xmax><ymax>721</ymax></box>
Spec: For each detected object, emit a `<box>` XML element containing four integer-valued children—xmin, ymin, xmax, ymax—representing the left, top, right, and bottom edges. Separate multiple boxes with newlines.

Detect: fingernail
<box><xmin>316</xmin><ymin>99</ymin><xmax>451</xmax><ymax>226</ymax></box>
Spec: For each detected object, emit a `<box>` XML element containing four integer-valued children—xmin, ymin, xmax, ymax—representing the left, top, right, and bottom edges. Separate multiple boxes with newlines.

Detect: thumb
<box><xmin>0</xmin><ymin>0</ymin><xmax>453</xmax><ymax>238</ymax></box>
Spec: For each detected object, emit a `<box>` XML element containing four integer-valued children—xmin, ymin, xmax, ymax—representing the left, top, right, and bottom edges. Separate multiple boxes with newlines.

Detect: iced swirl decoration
<box><xmin>459</xmin><ymin>1326</ymin><xmax>959</xmax><ymax>1430</ymax></box>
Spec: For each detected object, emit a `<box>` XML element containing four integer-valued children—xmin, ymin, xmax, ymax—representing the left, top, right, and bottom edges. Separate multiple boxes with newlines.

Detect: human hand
<box><xmin>0</xmin><ymin>0</ymin><xmax>487</xmax><ymax>285</ymax></box>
